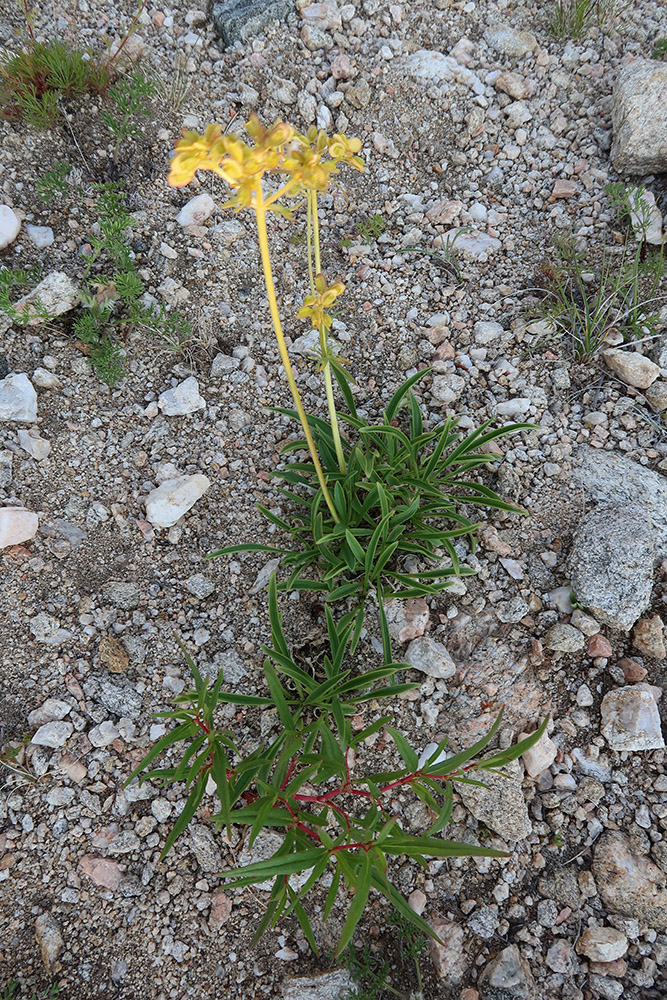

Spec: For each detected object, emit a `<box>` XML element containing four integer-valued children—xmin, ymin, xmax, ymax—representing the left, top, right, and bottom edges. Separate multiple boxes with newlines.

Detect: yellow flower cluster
<box><xmin>167</xmin><ymin>115</ymin><xmax>364</xmax><ymax>202</ymax></box>
<box><xmin>298</xmin><ymin>273</ymin><xmax>346</xmax><ymax>331</ymax></box>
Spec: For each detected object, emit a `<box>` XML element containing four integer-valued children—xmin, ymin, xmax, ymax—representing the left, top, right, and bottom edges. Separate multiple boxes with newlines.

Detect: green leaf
<box><xmin>206</xmin><ymin>543</ymin><xmax>286</xmax><ymax>558</ymax></box>
<box><xmin>223</xmin><ymin>847</ymin><xmax>326</xmax><ymax>887</ymax></box>
<box><xmin>268</xmin><ymin>573</ymin><xmax>289</xmax><ymax>657</ymax></box>
<box><xmin>124</xmin><ymin>720</ymin><xmax>196</xmax><ymax>786</ymax></box>
<box><xmin>324</xmin><ymin>863</ymin><xmax>341</xmax><ymax>920</ymax></box>
<box><xmin>386</xmin><ymin>727</ymin><xmax>419</xmax><ymax>771</ymax></box>
<box><xmin>160</xmin><ymin>774</ymin><xmax>206</xmax><ymax>859</ymax></box>
<box><xmin>384</xmin><ymin>369</ymin><xmax>430</xmax><ymax>424</ymax></box>
<box><xmin>335</xmin><ymin>849</ymin><xmax>373</xmax><ymax>956</ymax></box>
<box><xmin>427</xmin><ymin>781</ymin><xmax>454</xmax><ymax>835</ymax></box>
<box><xmin>263</xmin><ymin>660</ymin><xmax>295</xmax><ymax>731</ymax></box>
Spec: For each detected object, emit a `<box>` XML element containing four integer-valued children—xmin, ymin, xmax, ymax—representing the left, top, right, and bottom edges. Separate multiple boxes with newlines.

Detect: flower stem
<box><xmin>309</xmin><ymin>188</ymin><xmax>346</xmax><ymax>473</ymax></box>
<box><xmin>254</xmin><ymin>184</ymin><xmax>339</xmax><ymax>523</ymax></box>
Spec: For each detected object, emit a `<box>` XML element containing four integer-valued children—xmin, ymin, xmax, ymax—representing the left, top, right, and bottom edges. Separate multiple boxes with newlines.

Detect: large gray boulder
<box><xmin>211</xmin><ymin>0</ymin><xmax>293</xmax><ymax>46</ymax></box>
<box><xmin>567</xmin><ymin>505</ymin><xmax>655</xmax><ymax>631</ymax></box>
<box><xmin>572</xmin><ymin>446</ymin><xmax>667</xmax><ymax>556</ymax></box>
<box><xmin>611</xmin><ymin>58</ymin><xmax>667</xmax><ymax>174</ymax></box>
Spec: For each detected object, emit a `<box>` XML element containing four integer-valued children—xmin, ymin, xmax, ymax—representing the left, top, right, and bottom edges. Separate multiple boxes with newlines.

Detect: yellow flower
<box><xmin>328</xmin><ymin>133</ymin><xmax>364</xmax><ymax>171</ymax></box>
<box><xmin>167</xmin><ymin>124</ymin><xmax>227</xmax><ymax>187</ymax></box>
<box><xmin>298</xmin><ymin>273</ymin><xmax>346</xmax><ymax>330</ymax></box>
<box><xmin>168</xmin><ymin>116</ymin><xmax>296</xmax><ymax>198</ymax></box>
<box><xmin>280</xmin><ymin>146</ymin><xmax>337</xmax><ymax>192</ymax></box>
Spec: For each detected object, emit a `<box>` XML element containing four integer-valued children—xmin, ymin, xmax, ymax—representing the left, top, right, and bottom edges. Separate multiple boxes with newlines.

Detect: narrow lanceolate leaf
<box><xmin>424</xmin><ymin>710</ymin><xmax>504</xmax><ymax>776</ymax></box>
<box><xmin>427</xmin><ymin>782</ymin><xmax>454</xmax><ymax>835</ymax></box>
<box><xmin>336</xmin><ymin>850</ymin><xmax>373</xmax><ymax>956</ymax></box>
<box><xmin>160</xmin><ymin>775</ymin><xmax>206</xmax><ymax>859</ymax></box>
<box><xmin>386</xmin><ymin>727</ymin><xmax>419</xmax><ymax>772</ymax></box>
<box><xmin>223</xmin><ymin>848</ymin><xmax>327</xmax><ymax>887</ymax></box>
<box><xmin>207</xmin><ymin>542</ymin><xmax>286</xmax><ymax>559</ymax></box>
<box><xmin>479</xmin><ymin>716</ymin><xmax>550</xmax><ymax>771</ymax></box>
<box><xmin>124</xmin><ymin>720</ymin><xmax>195</xmax><ymax>785</ymax></box>
<box><xmin>263</xmin><ymin>661</ymin><xmax>294</xmax><ymax>731</ymax></box>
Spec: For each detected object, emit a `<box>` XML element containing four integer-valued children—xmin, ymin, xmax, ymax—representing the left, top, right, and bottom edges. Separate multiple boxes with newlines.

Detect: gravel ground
<box><xmin>1</xmin><ymin>0</ymin><xmax>667</xmax><ymax>998</ymax></box>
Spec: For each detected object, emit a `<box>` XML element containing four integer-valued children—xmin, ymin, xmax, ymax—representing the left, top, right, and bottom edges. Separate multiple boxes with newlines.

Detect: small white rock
<box><xmin>145</xmin><ymin>474</ymin><xmax>211</xmax><ymax>528</ymax></box>
<box><xmin>0</xmin><ymin>204</ymin><xmax>20</xmax><ymax>249</ymax></box>
<box><xmin>158</xmin><ymin>376</ymin><xmax>206</xmax><ymax>416</ymax></box>
<box><xmin>406</xmin><ymin>635</ymin><xmax>456</xmax><ymax>679</ymax></box>
<box><xmin>88</xmin><ymin>721</ymin><xmax>119</xmax><ymax>747</ymax></box>
<box><xmin>576</xmin><ymin>926</ymin><xmax>628</xmax><ymax>963</ymax></box>
<box><xmin>31</xmin><ymin>720</ymin><xmax>74</xmax><ymax>748</ymax></box>
<box><xmin>520</xmin><ymin>730</ymin><xmax>557</xmax><ymax>778</ymax></box>
<box><xmin>0</xmin><ymin>373</ymin><xmax>38</xmax><ymax>423</ymax></box>
<box><xmin>26</xmin><ymin>224</ymin><xmax>55</xmax><ymax>248</ymax></box>
<box><xmin>13</xmin><ymin>272</ymin><xmax>79</xmax><ymax>325</ymax></box>
<box><xmin>28</xmin><ymin>699</ymin><xmax>72</xmax><ymax>728</ymax></box>
<box><xmin>0</xmin><ymin>507</ymin><xmax>39</xmax><ymax>548</ymax></box>
<box><xmin>603</xmin><ymin>348</ymin><xmax>660</xmax><ymax>389</ymax></box>
<box><xmin>32</xmin><ymin>367</ymin><xmax>62</xmax><ymax>389</ymax></box>
<box><xmin>176</xmin><ymin>193</ymin><xmax>217</xmax><ymax>227</ymax></box>
<box><xmin>18</xmin><ymin>429</ymin><xmax>51</xmax><ymax>460</ymax></box>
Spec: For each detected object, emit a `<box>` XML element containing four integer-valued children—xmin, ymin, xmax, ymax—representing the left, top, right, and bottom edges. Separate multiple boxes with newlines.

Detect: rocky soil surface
<box><xmin>1</xmin><ymin>0</ymin><xmax>667</xmax><ymax>998</ymax></box>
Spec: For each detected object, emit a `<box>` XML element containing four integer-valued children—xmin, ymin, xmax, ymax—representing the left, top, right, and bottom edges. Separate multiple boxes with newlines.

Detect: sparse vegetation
<box><xmin>530</xmin><ymin>186</ymin><xmax>665</xmax><ymax>358</ymax></box>
<box><xmin>549</xmin><ymin>0</ymin><xmax>628</xmax><ymax>38</ymax></box>
<box><xmin>35</xmin><ymin>160</ymin><xmax>72</xmax><ymax>203</ymax></box>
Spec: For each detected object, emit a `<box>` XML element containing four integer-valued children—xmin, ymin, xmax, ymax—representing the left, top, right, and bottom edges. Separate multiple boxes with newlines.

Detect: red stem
<box><xmin>107</xmin><ymin>0</ymin><xmax>146</xmax><ymax>69</ymax></box>
<box><xmin>23</xmin><ymin>0</ymin><xmax>35</xmax><ymax>41</ymax></box>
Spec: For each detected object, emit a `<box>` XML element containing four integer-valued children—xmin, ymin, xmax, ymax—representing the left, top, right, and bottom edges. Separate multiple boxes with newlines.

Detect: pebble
<box><xmin>189</xmin><ymin>825</ymin><xmax>223</xmax><ymax>872</ymax></box>
<box><xmin>406</xmin><ymin>636</ymin><xmax>456</xmax><ymax>679</ymax></box>
<box><xmin>520</xmin><ymin>730</ymin><xmax>557</xmax><ymax>777</ymax></box>
<box><xmin>80</xmin><ymin>855</ymin><xmax>123</xmax><ymax>890</ymax></box>
<box><xmin>603</xmin><ymin>348</ymin><xmax>660</xmax><ymax>389</ymax></box>
<box><xmin>281</xmin><ymin>969</ymin><xmax>356</xmax><ymax>1000</ymax></box>
<box><xmin>14</xmin><ymin>272</ymin><xmax>80</xmax><ymax>325</ymax></box>
<box><xmin>31</xmin><ymin>721</ymin><xmax>74</xmax><ymax>748</ymax></box>
<box><xmin>0</xmin><ymin>373</ymin><xmax>38</xmax><ymax>423</ymax></box>
<box><xmin>145</xmin><ymin>474</ymin><xmax>211</xmax><ymax>528</ymax></box>
<box><xmin>88</xmin><ymin>720</ymin><xmax>119</xmax><ymax>747</ymax></box>
<box><xmin>577</xmin><ymin>926</ymin><xmax>628</xmax><ymax>963</ymax></box>
<box><xmin>546</xmin><ymin>939</ymin><xmax>577</xmax><ymax>974</ymax></box>
<box><xmin>478</xmin><ymin>945</ymin><xmax>535</xmax><ymax>999</ymax></box>
<box><xmin>158</xmin><ymin>376</ymin><xmax>206</xmax><ymax>416</ymax></box>
<box><xmin>210</xmin><ymin>353</ymin><xmax>241</xmax><ymax>379</ymax></box>
<box><xmin>26</xmin><ymin>224</ymin><xmax>54</xmax><ymax>248</ymax></box>
<box><xmin>600</xmin><ymin>685</ymin><xmax>665</xmax><ymax>751</ymax></box>
<box><xmin>0</xmin><ymin>507</ymin><xmax>39</xmax><ymax>548</ymax></box>
<box><xmin>474</xmin><ymin>320</ymin><xmax>503</xmax><ymax>344</ymax></box>
<box><xmin>17</xmin><ymin>428</ymin><xmax>51</xmax><ymax>460</ymax></box>
<box><xmin>98</xmin><ymin>635</ymin><xmax>130</xmax><ymax>673</ymax></box>
<box><xmin>544</xmin><ymin>623</ymin><xmax>585</xmax><ymax>652</ymax></box>
<box><xmin>586</xmin><ymin>633</ymin><xmax>612</xmax><ymax>658</ymax></box>
<box><xmin>31</xmin><ymin>367</ymin><xmax>62</xmax><ymax>389</ymax></box>
<box><xmin>567</xmin><ymin>505</ymin><xmax>655</xmax><ymax>631</ymax></box>
<box><xmin>645</xmin><ymin>381</ymin><xmax>667</xmax><ymax>413</ymax></box>
<box><xmin>185</xmin><ymin>573</ymin><xmax>216</xmax><ymax>599</ymax></box>
<box><xmin>27</xmin><ymin>699</ymin><xmax>71</xmax><ymax>728</ymax></box>
<box><xmin>619</xmin><ymin>657</ymin><xmax>647</xmax><ymax>683</ymax></box>
<box><xmin>457</xmin><ymin>759</ymin><xmax>531</xmax><ymax>842</ymax></box>
<box><xmin>384</xmin><ymin>598</ymin><xmax>429</xmax><ymax>643</ymax></box>
<box><xmin>483</xmin><ymin>24</ymin><xmax>537</xmax><ymax>58</ymax></box>
<box><xmin>102</xmin><ymin>581</ymin><xmax>140</xmax><ymax>610</ymax></box>
<box><xmin>0</xmin><ymin>204</ymin><xmax>20</xmax><ymax>248</ymax></box>
<box><xmin>449</xmin><ymin>230</ymin><xmax>501</xmax><ymax>259</ymax></box>
<box><xmin>176</xmin><ymin>193</ymin><xmax>217</xmax><ymax>227</ymax></box>
<box><xmin>632</xmin><ymin>615</ymin><xmax>666</xmax><ymax>659</ymax></box>
<box><xmin>35</xmin><ymin>912</ymin><xmax>63</xmax><ymax>972</ymax></box>
<box><xmin>429</xmin><ymin>919</ymin><xmax>468</xmax><ymax>982</ymax></box>
<box><xmin>611</xmin><ymin>58</ymin><xmax>667</xmax><ymax>174</ymax></box>
<box><xmin>571</xmin><ymin>609</ymin><xmax>600</xmax><ymax>635</ymax></box>
<box><xmin>594</xmin><ymin>832</ymin><xmax>667</xmax><ymax>931</ymax></box>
